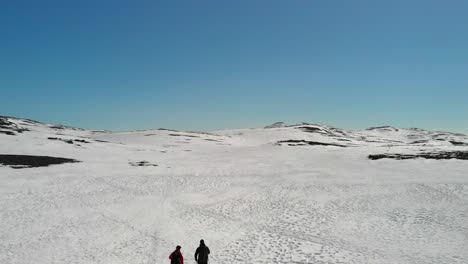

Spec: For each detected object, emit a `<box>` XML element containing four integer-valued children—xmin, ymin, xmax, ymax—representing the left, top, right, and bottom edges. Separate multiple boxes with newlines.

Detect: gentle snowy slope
<box><xmin>1</xmin><ymin>117</ymin><xmax>468</xmax><ymax>264</ymax></box>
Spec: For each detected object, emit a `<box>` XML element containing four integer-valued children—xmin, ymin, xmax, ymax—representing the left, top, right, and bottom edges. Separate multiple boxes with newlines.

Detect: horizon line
<box><xmin>2</xmin><ymin>114</ymin><xmax>467</xmax><ymax>136</ymax></box>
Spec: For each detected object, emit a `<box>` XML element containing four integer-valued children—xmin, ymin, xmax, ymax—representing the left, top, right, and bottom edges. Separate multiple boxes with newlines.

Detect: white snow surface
<box><xmin>1</xmin><ymin>117</ymin><xmax>468</xmax><ymax>264</ymax></box>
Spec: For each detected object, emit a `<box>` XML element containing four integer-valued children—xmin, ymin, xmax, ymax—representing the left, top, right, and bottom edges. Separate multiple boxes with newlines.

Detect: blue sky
<box><xmin>1</xmin><ymin>0</ymin><xmax>467</xmax><ymax>133</ymax></box>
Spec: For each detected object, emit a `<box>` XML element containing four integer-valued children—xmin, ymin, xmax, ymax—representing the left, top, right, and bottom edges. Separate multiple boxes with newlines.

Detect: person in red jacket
<box><xmin>169</xmin><ymin>245</ymin><xmax>184</xmax><ymax>264</ymax></box>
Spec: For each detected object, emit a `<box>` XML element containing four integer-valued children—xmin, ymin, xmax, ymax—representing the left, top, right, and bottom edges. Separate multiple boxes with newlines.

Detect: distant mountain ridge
<box><xmin>2</xmin><ymin>115</ymin><xmax>468</xmax><ymax>170</ymax></box>
<box><xmin>1</xmin><ymin>116</ymin><xmax>467</xmax><ymax>148</ymax></box>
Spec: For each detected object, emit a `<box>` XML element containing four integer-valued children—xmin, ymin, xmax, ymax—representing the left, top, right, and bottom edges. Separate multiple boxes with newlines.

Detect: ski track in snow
<box><xmin>1</xmin><ymin>119</ymin><xmax>468</xmax><ymax>264</ymax></box>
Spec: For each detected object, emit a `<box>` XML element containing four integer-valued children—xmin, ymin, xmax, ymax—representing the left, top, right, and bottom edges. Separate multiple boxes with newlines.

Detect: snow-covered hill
<box><xmin>1</xmin><ymin>116</ymin><xmax>467</xmax><ymax>264</ymax></box>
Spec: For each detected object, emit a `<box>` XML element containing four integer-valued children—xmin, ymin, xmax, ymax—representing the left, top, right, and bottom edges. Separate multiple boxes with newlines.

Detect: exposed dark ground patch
<box><xmin>366</xmin><ymin>126</ymin><xmax>399</xmax><ymax>132</ymax></box>
<box><xmin>169</xmin><ymin>133</ymin><xmax>199</xmax><ymax>138</ymax></box>
<box><xmin>48</xmin><ymin>137</ymin><xmax>90</xmax><ymax>144</ymax></box>
<box><xmin>74</xmin><ymin>139</ymin><xmax>89</xmax><ymax>143</ymax></box>
<box><xmin>186</xmin><ymin>131</ymin><xmax>223</xmax><ymax>136</ymax></box>
<box><xmin>336</xmin><ymin>138</ymin><xmax>352</xmax><ymax>142</ymax></box>
<box><xmin>49</xmin><ymin>125</ymin><xmax>65</xmax><ymax>130</ymax></box>
<box><xmin>0</xmin><ymin>117</ymin><xmax>30</xmax><ymax>135</ymax></box>
<box><xmin>19</xmin><ymin>119</ymin><xmax>40</xmax><ymax>125</ymax></box>
<box><xmin>369</xmin><ymin>151</ymin><xmax>468</xmax><ymax>160</ymax></box>
<box><xmin>48</xmin><ymin>124</ymin><xmax>84</xmax><ymax>131</ymax></box>
<box><xmin>158</xmin><ymin>128</ymin><xmax>178</xmax><ymax>132</ymax></box>
<box><xmin>264</xmin><ymin>122</ymin><xmax>287</xmax><ymax>129</ymax></box>
<box><xmin>48</xmin><ymin>137</ymin><xmax>73</xmax><ymax>144</ymax></box>
<box><xmin>0</xmin><ymin>130</ymin><xmax>16</xmax><ymax>135</ymax></box>
<box><xmin>0</xmin><ymin>117</ymin><xmax>13</xmax><ymax>127</ymax></box>
<box><xmin>329</xmin><ymin>128</ymin><xmax>347</xmax><ymax>136</ymax></box>
<box><xmin>276</xmin><ymin>140</ymin><xmax>347</xmax><ymax>147</ymax></box>
<box><xmin>0</xmin><ymin>154</ymin><xmax>80</xmax><ymax>168</ymax></box>
<box><xmin>297</xmin><ymin>126</ymin><xmax>325</xmax><ymax>133</ymax></box>
<box><xmin>204</xmin><ymin>138</ymin><xmax>221</xmax><ymax>142</ymax></box>
<box><xmin>362</xmin><ymin>138</ymin><xmax>405</xmax><ymax>144</ymax></box>
<box><xmin>410</xmin><ymin>140</ymin><xmax>429</xmax><ymax>144</ymax></box>
<box><xmin>450</xmin><ymin>141</ymin><xmax>468</xmax><ymax>146</ymax></box>
<box><xmin>297</xmin><ymin>126</ymin><xmax>341</xmax><ymax>136</ymax></box>
<box><xmin>129</xmin><ymin>161</ymin><xmax>158</xmax><ymax>167</ymax></box>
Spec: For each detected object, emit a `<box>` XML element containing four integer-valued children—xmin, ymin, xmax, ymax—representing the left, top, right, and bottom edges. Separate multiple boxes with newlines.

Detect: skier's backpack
<box><xmin>171</xmin><ymin>251</ymin><xmax>181</xmax><ymax>264</ymax></box>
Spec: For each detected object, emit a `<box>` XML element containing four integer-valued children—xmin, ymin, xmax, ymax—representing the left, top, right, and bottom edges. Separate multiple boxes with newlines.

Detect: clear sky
<box><xmin>1</xmin><ymin>0</ymin><xmax>467</xmax><ymax>133</ymax></box>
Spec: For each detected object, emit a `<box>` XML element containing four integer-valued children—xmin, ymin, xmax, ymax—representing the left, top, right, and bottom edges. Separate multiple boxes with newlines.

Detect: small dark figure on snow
<box><xmin>194</xmin><ymin>239</ymin><xmax>210</xmax><ymax>264</ymax></box>
<box><xmin>169</xmin><ymin>245</ymin><xmax>184</xmax><ymax>264</ymax></box>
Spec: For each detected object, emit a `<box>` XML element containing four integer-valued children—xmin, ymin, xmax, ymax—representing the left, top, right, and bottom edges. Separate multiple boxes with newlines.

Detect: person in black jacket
<box><xmin>194</xmin><ymin>239</ymin><xmax>210</xmax><ymax>264</ymax></box>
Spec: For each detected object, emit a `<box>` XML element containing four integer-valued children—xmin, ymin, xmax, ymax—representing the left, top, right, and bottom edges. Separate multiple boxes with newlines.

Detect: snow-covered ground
<box><xmin>1</xmin><ymin>116</ymin><xmax>467</xmax><ymax>264</ymax></box>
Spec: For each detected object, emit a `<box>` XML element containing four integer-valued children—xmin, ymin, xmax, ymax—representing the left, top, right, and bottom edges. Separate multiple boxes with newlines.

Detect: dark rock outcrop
<box><xmin>369</xmin><ymin>151</ymin><xmax>468</xmax><ymax>160</ymax></box>
<box><xmin>450</xmin><ymin>141</ymin><xmax>468</xmax><ymax>146</ymax></box>
<box><xmin>129</xmin><ymin>161</ymin><xmax>158</xmax><ymax>167</ymax></box>
<box><xmin>276</xmin><ymin>140</ymin><xmax>347</xmax><ymax>147</ymax></box>
<box><xmin>265</xmin><ymin>122</ymin><xmax>287</xmax><ymax>129</ymax></box>
<box><xmin>0</xmin><ymin>154</ymin><xmax>80</xmax><ymax>168</ymax></box>
<box><xmin>0</xmin><ymin>117</ymin><xmax>30</xmax><ymax>135</ymax></box>
<box><xmin>48</xmin><ymin>137</ymin><xmax>90</xmax><ymax>144</ymax></box>
<box><xmin>169</xmin><ymin>134</ymin><xmax>199</xmax><ymax>138</ymax></box>
<box><xmin>366</xmin><ymin>126</ymin><xmax>399</xmax><ymax>132</ymax></box>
